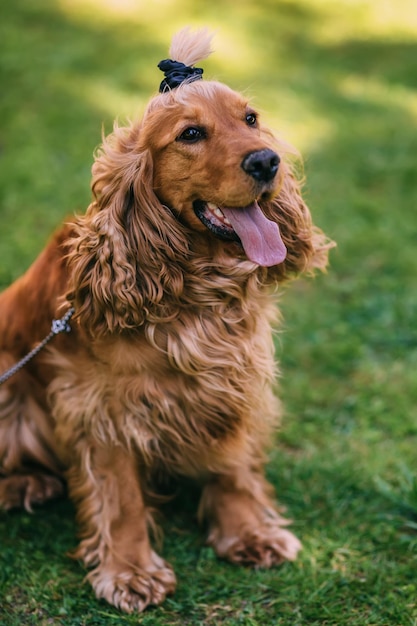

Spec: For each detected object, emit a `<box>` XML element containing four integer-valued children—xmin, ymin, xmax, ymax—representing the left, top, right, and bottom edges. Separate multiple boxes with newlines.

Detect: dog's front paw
<box><xmin>210</xmin><ymin>522</ymin><xmax>301</xmax><ymax>568</ymax></box>
<box><xmin>207</xmin><ymin>502</ymin><xmax>302</xmax><ymax>568</ymax></box>
<box><xmin>88</xmin><ymin>553</ymin><xmax>176</xmax><ymax>613</ymax></box>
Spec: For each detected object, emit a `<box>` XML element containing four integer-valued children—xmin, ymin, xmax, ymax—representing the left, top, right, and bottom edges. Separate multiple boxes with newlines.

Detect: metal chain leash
<box><xmin>0</xmin><ymin>307</ymin><xmax>75</xmax><ymax>387</ymax></box>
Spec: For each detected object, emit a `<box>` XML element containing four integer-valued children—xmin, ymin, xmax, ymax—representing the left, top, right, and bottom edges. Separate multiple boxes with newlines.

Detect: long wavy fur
<box><xmin>0</xmin><ymin>27</ymin><xmax>334</xmax><ymax>614</ymax></box>
<box><xmin>66</xmin><ymin>124</ymin><xmax>190</xmax><ymax>334</ymax></box>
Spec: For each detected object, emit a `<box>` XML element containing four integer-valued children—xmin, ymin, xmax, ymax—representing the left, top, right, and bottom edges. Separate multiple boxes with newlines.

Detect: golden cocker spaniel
<box><xmin>0</xmin><ymin>28</ymin><xmax>333</xmax><ymax>613</ymax></box>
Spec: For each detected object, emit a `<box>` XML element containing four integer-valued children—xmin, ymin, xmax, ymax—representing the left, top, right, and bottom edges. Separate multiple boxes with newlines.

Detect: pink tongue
<box><xmin>222</xmin><ymin>202</ymin><xmax>287</xmax><ymax>267</ymax></box>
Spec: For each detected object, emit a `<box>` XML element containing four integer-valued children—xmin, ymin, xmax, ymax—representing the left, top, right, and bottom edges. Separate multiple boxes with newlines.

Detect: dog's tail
<box><xmin>169</xmin><ymin>26</ymin><xmax>214</xmax><ymax>66</ymax></box>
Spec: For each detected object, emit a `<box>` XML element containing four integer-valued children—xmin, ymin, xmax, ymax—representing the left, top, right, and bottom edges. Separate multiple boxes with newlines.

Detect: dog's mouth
<box><xmin>193</xmin><ymin>200</ymin><xmax>287</xmax><ymax>267</ymax></box>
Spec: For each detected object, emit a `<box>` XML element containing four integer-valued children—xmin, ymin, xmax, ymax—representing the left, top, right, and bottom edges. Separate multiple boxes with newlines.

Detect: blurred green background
<box><xmin>1</xmin><ymin>0</ymin><xmax>417</xmax><ymax>624</ymax></box>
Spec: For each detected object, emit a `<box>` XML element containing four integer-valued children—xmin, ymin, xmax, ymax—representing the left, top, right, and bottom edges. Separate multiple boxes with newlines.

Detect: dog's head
<box><xmin>68</xmin><ymin>28</ymin><xmax>333</xmax><ymax>334</ymax></box>
<box><xmin>142</xmin><ymin>77</ymin><xmax>286</xmax><ymax>267</ymax></box>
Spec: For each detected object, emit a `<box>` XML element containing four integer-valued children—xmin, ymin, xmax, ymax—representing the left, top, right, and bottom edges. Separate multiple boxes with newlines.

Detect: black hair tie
<box><xmin>158</xmin><ymin>59</ymin><xmax>204</xmax><ymax>93</ymax></box>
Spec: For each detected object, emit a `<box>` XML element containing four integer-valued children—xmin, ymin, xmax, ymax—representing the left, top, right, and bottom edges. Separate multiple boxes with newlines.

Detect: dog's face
<box><xmin>140</xmin><ymin>81</ymin><xmax>287</xmax><ymax>266</ymax></box>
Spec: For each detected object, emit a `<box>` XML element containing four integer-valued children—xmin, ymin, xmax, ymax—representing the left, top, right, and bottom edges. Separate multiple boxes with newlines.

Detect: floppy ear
<box><xmin>66</xmin><ymin>123</ymin><xmax>189</xmax><ymax>336</ymax></box>
<box><xmin>263</xmin><ymin>159</ymin><xmax>335</xmax><ymax>283</ymax></box>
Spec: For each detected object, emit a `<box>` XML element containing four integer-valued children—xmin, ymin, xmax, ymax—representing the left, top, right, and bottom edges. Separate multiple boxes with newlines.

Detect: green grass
<box><xmin>1</xmin><ymin>0</ymin><xmax>417</xmax><ymax>624</ymax></box>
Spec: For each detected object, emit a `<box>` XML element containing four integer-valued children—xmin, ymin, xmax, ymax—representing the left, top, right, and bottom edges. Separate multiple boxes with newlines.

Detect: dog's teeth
<box><xmin>206</xmin><ymin>202</ymin><xmax>232</xmax><ymax>227</ymax></box>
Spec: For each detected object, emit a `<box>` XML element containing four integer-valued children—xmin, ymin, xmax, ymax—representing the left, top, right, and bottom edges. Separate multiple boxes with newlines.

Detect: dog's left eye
<box><xmin>245</xmin><ymin>112</ymin><xmax>258</xmax><ymax>126</ymax></box>
<box><xmin>177</xmin><ymin>127</ymin><xmax>206</xmax><ymax>143</ymax></box>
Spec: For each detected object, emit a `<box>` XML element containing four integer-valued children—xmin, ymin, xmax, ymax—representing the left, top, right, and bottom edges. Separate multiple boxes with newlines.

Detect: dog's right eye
<box><xmin>176</xmin><ymin>127</ymin><xmax>206</xmax><ymax>143</ymax></box>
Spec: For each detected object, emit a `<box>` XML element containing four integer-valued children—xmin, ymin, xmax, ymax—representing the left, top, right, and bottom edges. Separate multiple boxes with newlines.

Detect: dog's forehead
<box><xmin>175</xmin><ymin>81</ymin><xmax>249</xmax><ymax>109</ymax></box>
<box><xmin>143</xmin><ymin>82</ymin><xmax>254</xmax><ymax>147</ymax></box>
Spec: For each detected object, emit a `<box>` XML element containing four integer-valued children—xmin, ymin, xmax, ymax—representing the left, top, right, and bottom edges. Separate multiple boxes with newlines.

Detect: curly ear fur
<box><xmin>66</xmin><ymin>123</ymin><xmax>190</xmax><ymax>336</ymax></box>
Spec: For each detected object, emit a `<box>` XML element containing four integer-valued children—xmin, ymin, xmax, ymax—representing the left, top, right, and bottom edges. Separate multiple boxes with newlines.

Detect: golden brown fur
<box><xmin>0</xmin><ymin>28</ymin><xmax>333</xmax><ymax>613</ymax></box>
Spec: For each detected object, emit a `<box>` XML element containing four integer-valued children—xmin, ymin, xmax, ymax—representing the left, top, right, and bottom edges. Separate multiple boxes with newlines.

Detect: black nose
<box><xmin>241</xmin><ymin>149</ymin><xmax>280</xmax><ymax>183</ymax></box>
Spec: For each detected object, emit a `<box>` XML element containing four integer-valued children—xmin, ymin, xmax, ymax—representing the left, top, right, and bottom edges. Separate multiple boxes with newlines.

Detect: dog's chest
<box><xmin>99</xmin><ymin>297</ymin><xmax>273</xmax><ymax>380</ymax></box>
<box><xmin>94</xmin><ymin>305</ymin><xmax>275</xmax><ymax>470</ymax></box>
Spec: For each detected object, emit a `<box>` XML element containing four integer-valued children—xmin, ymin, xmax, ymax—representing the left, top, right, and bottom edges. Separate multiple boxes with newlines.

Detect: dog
<box><xmin>0</xmin><ymin>28</ymin><xmax>333</xmax><ymax>613</ymax></box>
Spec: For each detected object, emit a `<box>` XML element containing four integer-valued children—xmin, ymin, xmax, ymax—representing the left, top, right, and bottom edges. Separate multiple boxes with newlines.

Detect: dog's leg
<box><xmin>199</xmin><ymin>469</ymin><xmax>301</xmax><ymax>567</ymax></box>
<box><xmin>0</xmin><ymin>358</ymin><xmax>64</xmax><ymax>511</ymax></box>
<box><xmin>68</xmin><ymin>442</ymin><xmax>176</xmax><ymax>613</ymax></box>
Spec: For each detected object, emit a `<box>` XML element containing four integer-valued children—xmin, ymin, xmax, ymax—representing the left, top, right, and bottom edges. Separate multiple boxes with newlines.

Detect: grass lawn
<box><xmin>1</xmin><ymin>0</ymin><xmax>417</xmax><ymax>624</ymax></box>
